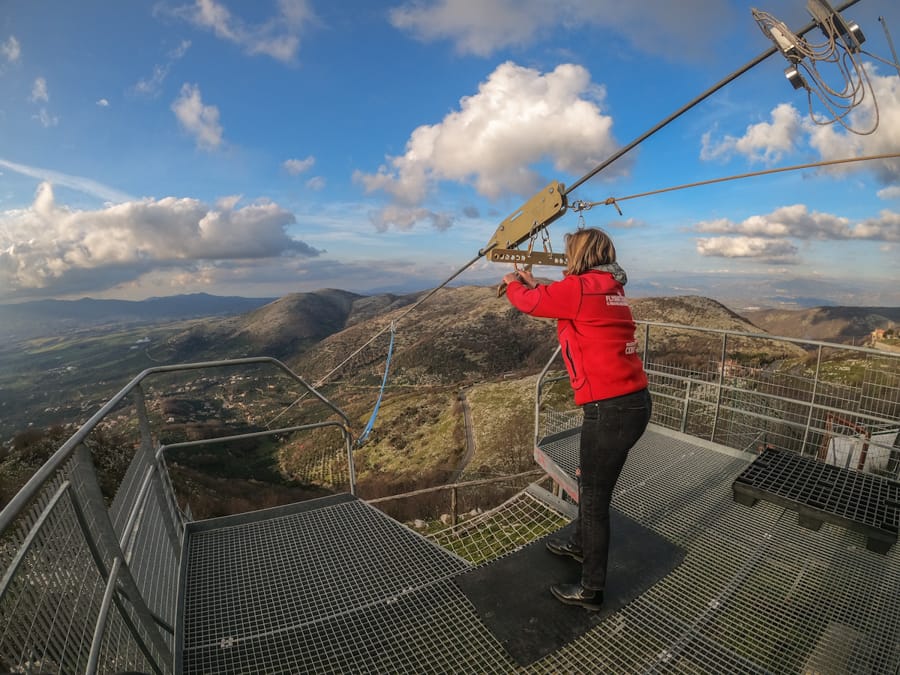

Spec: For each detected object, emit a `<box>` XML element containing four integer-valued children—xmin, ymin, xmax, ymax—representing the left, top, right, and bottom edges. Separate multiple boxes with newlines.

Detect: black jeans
<box><xmin>574</xmin><ymin>388</ymin><xmax>652</xmax><ymax>590</ymax></box>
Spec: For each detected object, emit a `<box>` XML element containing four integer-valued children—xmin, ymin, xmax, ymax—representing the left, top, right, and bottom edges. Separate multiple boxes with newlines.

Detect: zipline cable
<box><xmin>573</xmin><ymin>152</ymin><xmax>900</xmax><ymax>211</ymax></box>
<box><xmin>355</xmin><ymin>322</ymin><xmax>395</xmax><ymax>446</ymax></box>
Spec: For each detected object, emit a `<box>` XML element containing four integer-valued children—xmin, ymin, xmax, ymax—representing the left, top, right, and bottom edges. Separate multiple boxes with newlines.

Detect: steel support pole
<box><xmin>801</xmin><ymin>345</ymin><xmax>824</xmax><ymax>456</ymax></box>
<box><xmin>711</xmin><ymin>333</ymin><xmax>728</xmax><ymax>443</ymax></box>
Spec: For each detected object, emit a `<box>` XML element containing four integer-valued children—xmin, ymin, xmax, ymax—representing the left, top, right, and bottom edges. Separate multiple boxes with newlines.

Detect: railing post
<box><xmin>642</xmin><ymin>323</ymin><xmax>650</xmax><ymax>365</ymax></box>
<box><xmin>451</xmin><ymin>486</ymin><xmax>458</xmax><ymax>527</ymax></box>
<box><xmin>87</xmin><ymin>556</ymin><xmax>122</xmax><ymax>675</ymax></box>
<box><xmin>711</xmin><ymin>332</ymin><xmax>728</xmax><ymax>443</ymax></box>
<box><xmin>132</xmin><ymin>385</ymin><xmax>182</xmax><ymax>553</ymax></box>
<box><xmin>346</xmin><ymin>432</ymin><xmax>357</xmax><ymax>495</ymax></box>
<box><xmin>801</xmin><ymin>345</ymin><xmax>824</xmax><ymax>456</ymax></box>
<box><xmin>71</xmin><ymin>444</ymin><xmax>173</xmax><ymax>672</ymax></box>
<box><xmin>681</xmin><ymin>380</ymin><xmax>692</xmax><ymax>433</ymax></box>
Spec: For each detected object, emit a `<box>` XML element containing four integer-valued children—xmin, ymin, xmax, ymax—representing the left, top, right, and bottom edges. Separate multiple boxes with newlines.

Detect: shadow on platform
<box><xmin>454</xmin><ymin>508</ymin><xmax>685</xmax><ymax>666</ymax></box>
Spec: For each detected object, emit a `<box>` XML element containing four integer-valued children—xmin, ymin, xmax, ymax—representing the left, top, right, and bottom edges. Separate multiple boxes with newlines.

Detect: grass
<box><xmin>464</xmin><ymin>375</ymin><xmax>541</xmax><ymax>477</ymax></box>
<box><xmin>352</xmin><ymin>388</ymin><xmax>465</xmax><ymax>479</ymax></box>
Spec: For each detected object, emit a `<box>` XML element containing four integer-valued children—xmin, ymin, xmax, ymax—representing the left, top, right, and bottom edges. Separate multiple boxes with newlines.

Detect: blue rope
<box><xmin>356</xmin><ymin>323</ymin><xmax>395</xmax><ymax>446</ymax></box>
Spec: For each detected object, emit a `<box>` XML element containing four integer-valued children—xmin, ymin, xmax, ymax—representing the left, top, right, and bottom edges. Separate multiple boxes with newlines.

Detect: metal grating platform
<box><xmin>732</xmin><ymin>447</ymin><xmax>900</xmax><ymax>553</ymax></box>
<box><xmin>177</xmin><ymin>493</ymin><xmax>489</xmax><ymax>674</ymax></box>
<box><xmin>173</xmin><ymin>428</ymin><xmax>900</xmax><ymax>674</ymax></box>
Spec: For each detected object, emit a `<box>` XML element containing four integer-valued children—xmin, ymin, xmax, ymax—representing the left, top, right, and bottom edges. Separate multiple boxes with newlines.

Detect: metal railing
<box><xmin>537</xmin><ymin>321</ymin><xmax>900</xmax><ymax>477</ymax></box>
<box><xmin>0</xmin><ymin>357</ymin><xmax>351</xmax><ymax>675</ymax></box>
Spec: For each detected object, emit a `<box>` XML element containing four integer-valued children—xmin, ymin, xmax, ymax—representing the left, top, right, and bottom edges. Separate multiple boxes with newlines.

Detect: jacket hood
<box><xmin>588</xmin><ymin>262</ymin><xmax>628</xmax><ymax>286</ymax></box>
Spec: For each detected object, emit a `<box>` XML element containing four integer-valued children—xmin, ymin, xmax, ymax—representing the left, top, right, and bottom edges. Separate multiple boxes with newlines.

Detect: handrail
<box><xmin>158</xmin><ymin>420</ymin><xmax>357</xmax><ymax>494</ymax></box>
<box><xmin>534</xmin><ymin>320</ymin><xmax>900</xmax><ymax>468</ymax></box>
<box><xmin>0</xmin><ymin>357</ymin><xmax>350</xmax><ymax>536</ymax></box>
<box><xmin>636</xmin><ymin>320</ymin><xmax>890</xmax><ymax>356</ymax></box>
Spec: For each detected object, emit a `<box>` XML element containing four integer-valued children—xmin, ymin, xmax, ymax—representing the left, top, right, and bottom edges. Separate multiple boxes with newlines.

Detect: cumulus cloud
<box><xmin>878</xmin><ymin>185</ymin><xmax>900</xmax><ymax>200</ymax></box>
<box><xmin>283</xmin><ymin>156</ymin><xmax>314</xmax><ymax>175</ymax></box>
<box><xmin>167</xmin><ymin>0</ymin><xmax>314</xmax><ymax>63</ymax></box>
<box><xmin>694</xmin><ymin>203</ymin><xmax>900</xmax><ymax>264</ymax></box>
<box><xmin>695</xmin><ymin>203</ymin><xmax>900</xmax><ymax>241</ymax></box>
<box><xmin>133</xmin><ymin>40</ymin><xmax>191</xmax><ymax>97</ymax></box>
<box><xmin>30</xmin><ymin>77</ymin><xmax>48</xmax><ymax>102</ymax></box>
<box><xmin>805</xmin><ymin>67</ymin><xmax>900</xmax><ymax>183</ymax></box>
<box><xmin>355</xmin><ymin>61</ymin><xmax>621</xmax><ymax>229</ymax></box>
<box><xmin>1</xmin><ymin>36</ymin><xmax>20</xmax><ymax>63</ymax></box>
<box><xmin>305</xmin><ymin>176</ymin><xmax>325</xmax><ymax>191</ymax></box>
<box><xmin>389</xmin><ymin>0</ymin><xmax>733</xmax><ymax>60</ymax></box>
<box><xmin>696</xmin><ymin>236</ymin><xmax>799</xmax><ymax>262</ymax></box>
<box><xmin>0</xmin><ymin>182</ymin><xmax>318</xmax><ymax>296</ymax></box>
<box><xmin>702</xmin><ymin>67</ymin><xmax>900</xmax><ymax>182</ymax></box>
<box><xmin>96</xmin><ymin>98</ymin><xmax>110</xmax><ymax>107</ymax></box>
<box><xmin>368</xmin><ymin>205</ymin><xmax>453</xmax><ymax>232</ymax></box>
<box><xmin>701</xmin><ymin>103</ymin><xmax>803</xmax><ymax>163</ymax></box>
<box><xmin>171</xmin><ymin>83</ymin><xmax>223</xmax><ymax>149</ymax></box>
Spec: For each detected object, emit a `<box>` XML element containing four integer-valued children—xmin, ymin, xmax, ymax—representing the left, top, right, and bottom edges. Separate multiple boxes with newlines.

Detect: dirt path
<box><xmin>449</xmin><ymin>388</ymin><xmax>476</xmax><ymax>482</ymax></box>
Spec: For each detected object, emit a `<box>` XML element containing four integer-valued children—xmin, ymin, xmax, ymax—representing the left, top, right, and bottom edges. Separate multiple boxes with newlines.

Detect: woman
<box><xmin>502</xmin><ymin>227</ymin><xmax>651</xmax><ymax>611</ymax></box>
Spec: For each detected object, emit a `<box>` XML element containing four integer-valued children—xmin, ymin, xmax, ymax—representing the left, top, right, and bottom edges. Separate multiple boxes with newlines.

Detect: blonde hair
<box><xmin>564</xmin><ymin>227</ymin><xmax>616</xmax><ymax>275</ymax></box>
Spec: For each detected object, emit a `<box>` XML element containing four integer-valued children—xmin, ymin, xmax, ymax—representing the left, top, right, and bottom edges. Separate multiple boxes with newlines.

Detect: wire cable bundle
<box><xmin>752</xmin><ymin>4</ymin><xmax>879</xmax><ymax>135</ymax></box>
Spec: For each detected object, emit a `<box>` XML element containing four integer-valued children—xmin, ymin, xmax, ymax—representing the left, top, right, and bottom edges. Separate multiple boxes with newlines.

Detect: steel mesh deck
<box><xmin>178</xmin><ymin>494</ymin><xmax>493</xmax><ymax>674</ymax></box>
<box><xmin>733</xmin><ymin>447</ymin><xmax>900</xmax><ymax>553</ymax></box>
<box><xmin>177</xmin><ymin>429</ymin><xmax>900</xmax><ymax>674</ymax></box>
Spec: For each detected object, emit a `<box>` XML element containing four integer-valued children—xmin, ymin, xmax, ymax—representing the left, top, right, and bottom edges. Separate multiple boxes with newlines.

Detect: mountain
<box><xmin>630</xmin><ymin>295</ymin><xmax>760</xmax><ymax>331</ymax></box>
<box><xmin>293</xmin><ymin>285</ymin><xmax>557</xmax><ymax>387</ymax></box>
<box><xmin>0</xmin><ymin>293</ymin><xmax>276</xmax><ymax>340</ymax></box>
<box><xmin>741</xmin><ymin>306</ymin><xmax>900</xmax><ymax>344</ymax></box>
<box><xmin>151</xmin><ymin>289</ymin><xmax>425</xmax><ymax>362</ymax></box>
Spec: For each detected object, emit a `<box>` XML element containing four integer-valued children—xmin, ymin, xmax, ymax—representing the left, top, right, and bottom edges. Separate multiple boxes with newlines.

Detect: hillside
<box><xmin>293</xmin><ymin>285</ymin><xmax>558</xmax><ymax>388</ymax></box>
<box><xmin>149</xmin><ymin>289</ymin><xmax>409</xmax><ymax>362</ymax></box>
<box><xmin>742</xmin><ymin>306</ymin><xmax>900</xmax><ymax>344</ymax></box>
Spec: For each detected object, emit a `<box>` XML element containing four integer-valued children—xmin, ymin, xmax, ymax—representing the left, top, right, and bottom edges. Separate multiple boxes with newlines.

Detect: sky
<box><xmin>1</xmin><ymin>0</ymin><xmax>899</xmax><ymax>309</ymax></box>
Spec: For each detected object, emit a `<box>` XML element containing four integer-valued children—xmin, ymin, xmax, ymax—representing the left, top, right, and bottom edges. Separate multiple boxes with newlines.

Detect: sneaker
<box><xmin>545</xmin><ymin>536</ymin><xmax>584</xmax><ymax>562</ymax></box>
<box><xmin>550</xmin><ymin>583</ymin><xmax>604</xmax><ymax>611</ymax></box>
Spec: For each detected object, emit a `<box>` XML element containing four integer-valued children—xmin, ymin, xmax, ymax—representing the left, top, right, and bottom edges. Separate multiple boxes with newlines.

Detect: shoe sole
<box><xmin>550</xmin><ymin>587</ymin><xmax>603</xmax><ymax>611</ymax></box>
<box><xmin>546</xmin><ymin>543</ymin><xmax>584</xmax><ymax>563</ymax></box>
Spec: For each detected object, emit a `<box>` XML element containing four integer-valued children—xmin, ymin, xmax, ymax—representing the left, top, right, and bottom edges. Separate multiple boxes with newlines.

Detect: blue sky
<box><xmin>1</xmin><ymin>0</ymin><xmax>898</xmax><ymax>308</ymax></box>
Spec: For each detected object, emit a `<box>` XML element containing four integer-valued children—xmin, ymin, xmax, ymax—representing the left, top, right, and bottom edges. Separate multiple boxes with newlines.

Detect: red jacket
<box><xmin>506</xmin><ymin>270</ymin><xmax>648</xmax><ymax>405</ymax></box>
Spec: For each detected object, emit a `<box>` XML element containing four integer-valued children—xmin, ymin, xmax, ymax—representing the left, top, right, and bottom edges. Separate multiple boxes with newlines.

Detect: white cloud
<box><xmin>0</xmin><ymin>182</ymin><xmax>318</xmax><ymax>295</ymax></box>
<box><xmin>305</xmin><ymin>176</ymin><xmax>325</xmax><ymax>191</ymax></box>
<box><xmin>30</xmin><ymin>77</ymin><xmax>48</xmax><ymax>102</ymax></box>
<box><xmin>805</xmin><ymin>67</ymin><xmax>900</xmax><ymax>183</ymax></box>
<box><xmin>33</xmin><ymin>109</ymin><xmax>59</xmax><ymax>128</ymax></box>
<box><xmin>695</xmin><ymin>204</ymin><xmax>900</xmax><ymax>241</ymax></box>
<box><xmin>96</xmin><ymin>98</ymin><xmax>110</xmax><ymax>107</ymax></box>
<box><xmin>133</xmin><ymin>40</ymin><xmax>191</xmax><ymax>97</ymax></box>
<box><xmin>696</xmin><ymin>236</ymin><xmax>798</xmax><ymax>262</ymax></box>
<box><xmin>171</xmin><ymin>83</ymin><xmax>223</xmax><ymax>149</ymax></box>
<box><xmin>368</xmin><ymin>205</ymin><xmax>453</xmax><ymax>232</ymax></box>
<box><xmin>283</xmin><ymin>156</ymin><xmax>314</xmax><ymax>175</ymax></box>
<box><xmin>1</xmin><ymin>36</ymin><xmax>20</xmax><ymax>63</ymax></box>
<box><xmin>701</xmin><ymin>103</ymin><xmax>803</xmax><ymax>163</ymax></box>
<box><xmin>878</xmin><ymin>185</ymin><xmax>900</xmax><ymax>200</ymax></box>
<box><xmin>607</xmin><ymin>217</ymin><xmax>645</xmax><ymax>229</ymax></box>
<box><xmin>168</xmin><ymin>0</ymin><xmax>313</xmax><ymax>63</ymax></box>
<box><xmin>703</xmin><ymin>66</ymin><xmax>900</xmax><ymax>181</ymax></box>
<box><xmin>389</xmin><ymin>0</ymin><xmax>733</xmax><ymax>60</ymax></box>
<box><xmin>0</xmin><ymin>158</ymin><xmax>133</xmax><ymax>202</ymax></box>
<box><xmin>354</xmin><ymin>61</ymin><xmax>621</xmax><ymax>219</ymax></box>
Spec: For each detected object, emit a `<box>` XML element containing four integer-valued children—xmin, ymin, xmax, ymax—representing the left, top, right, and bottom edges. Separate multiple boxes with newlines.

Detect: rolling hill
<box><xmin>742</xmin><ymin>306</ymin><xmax>900</xmax><ymax>344</ymax></box>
